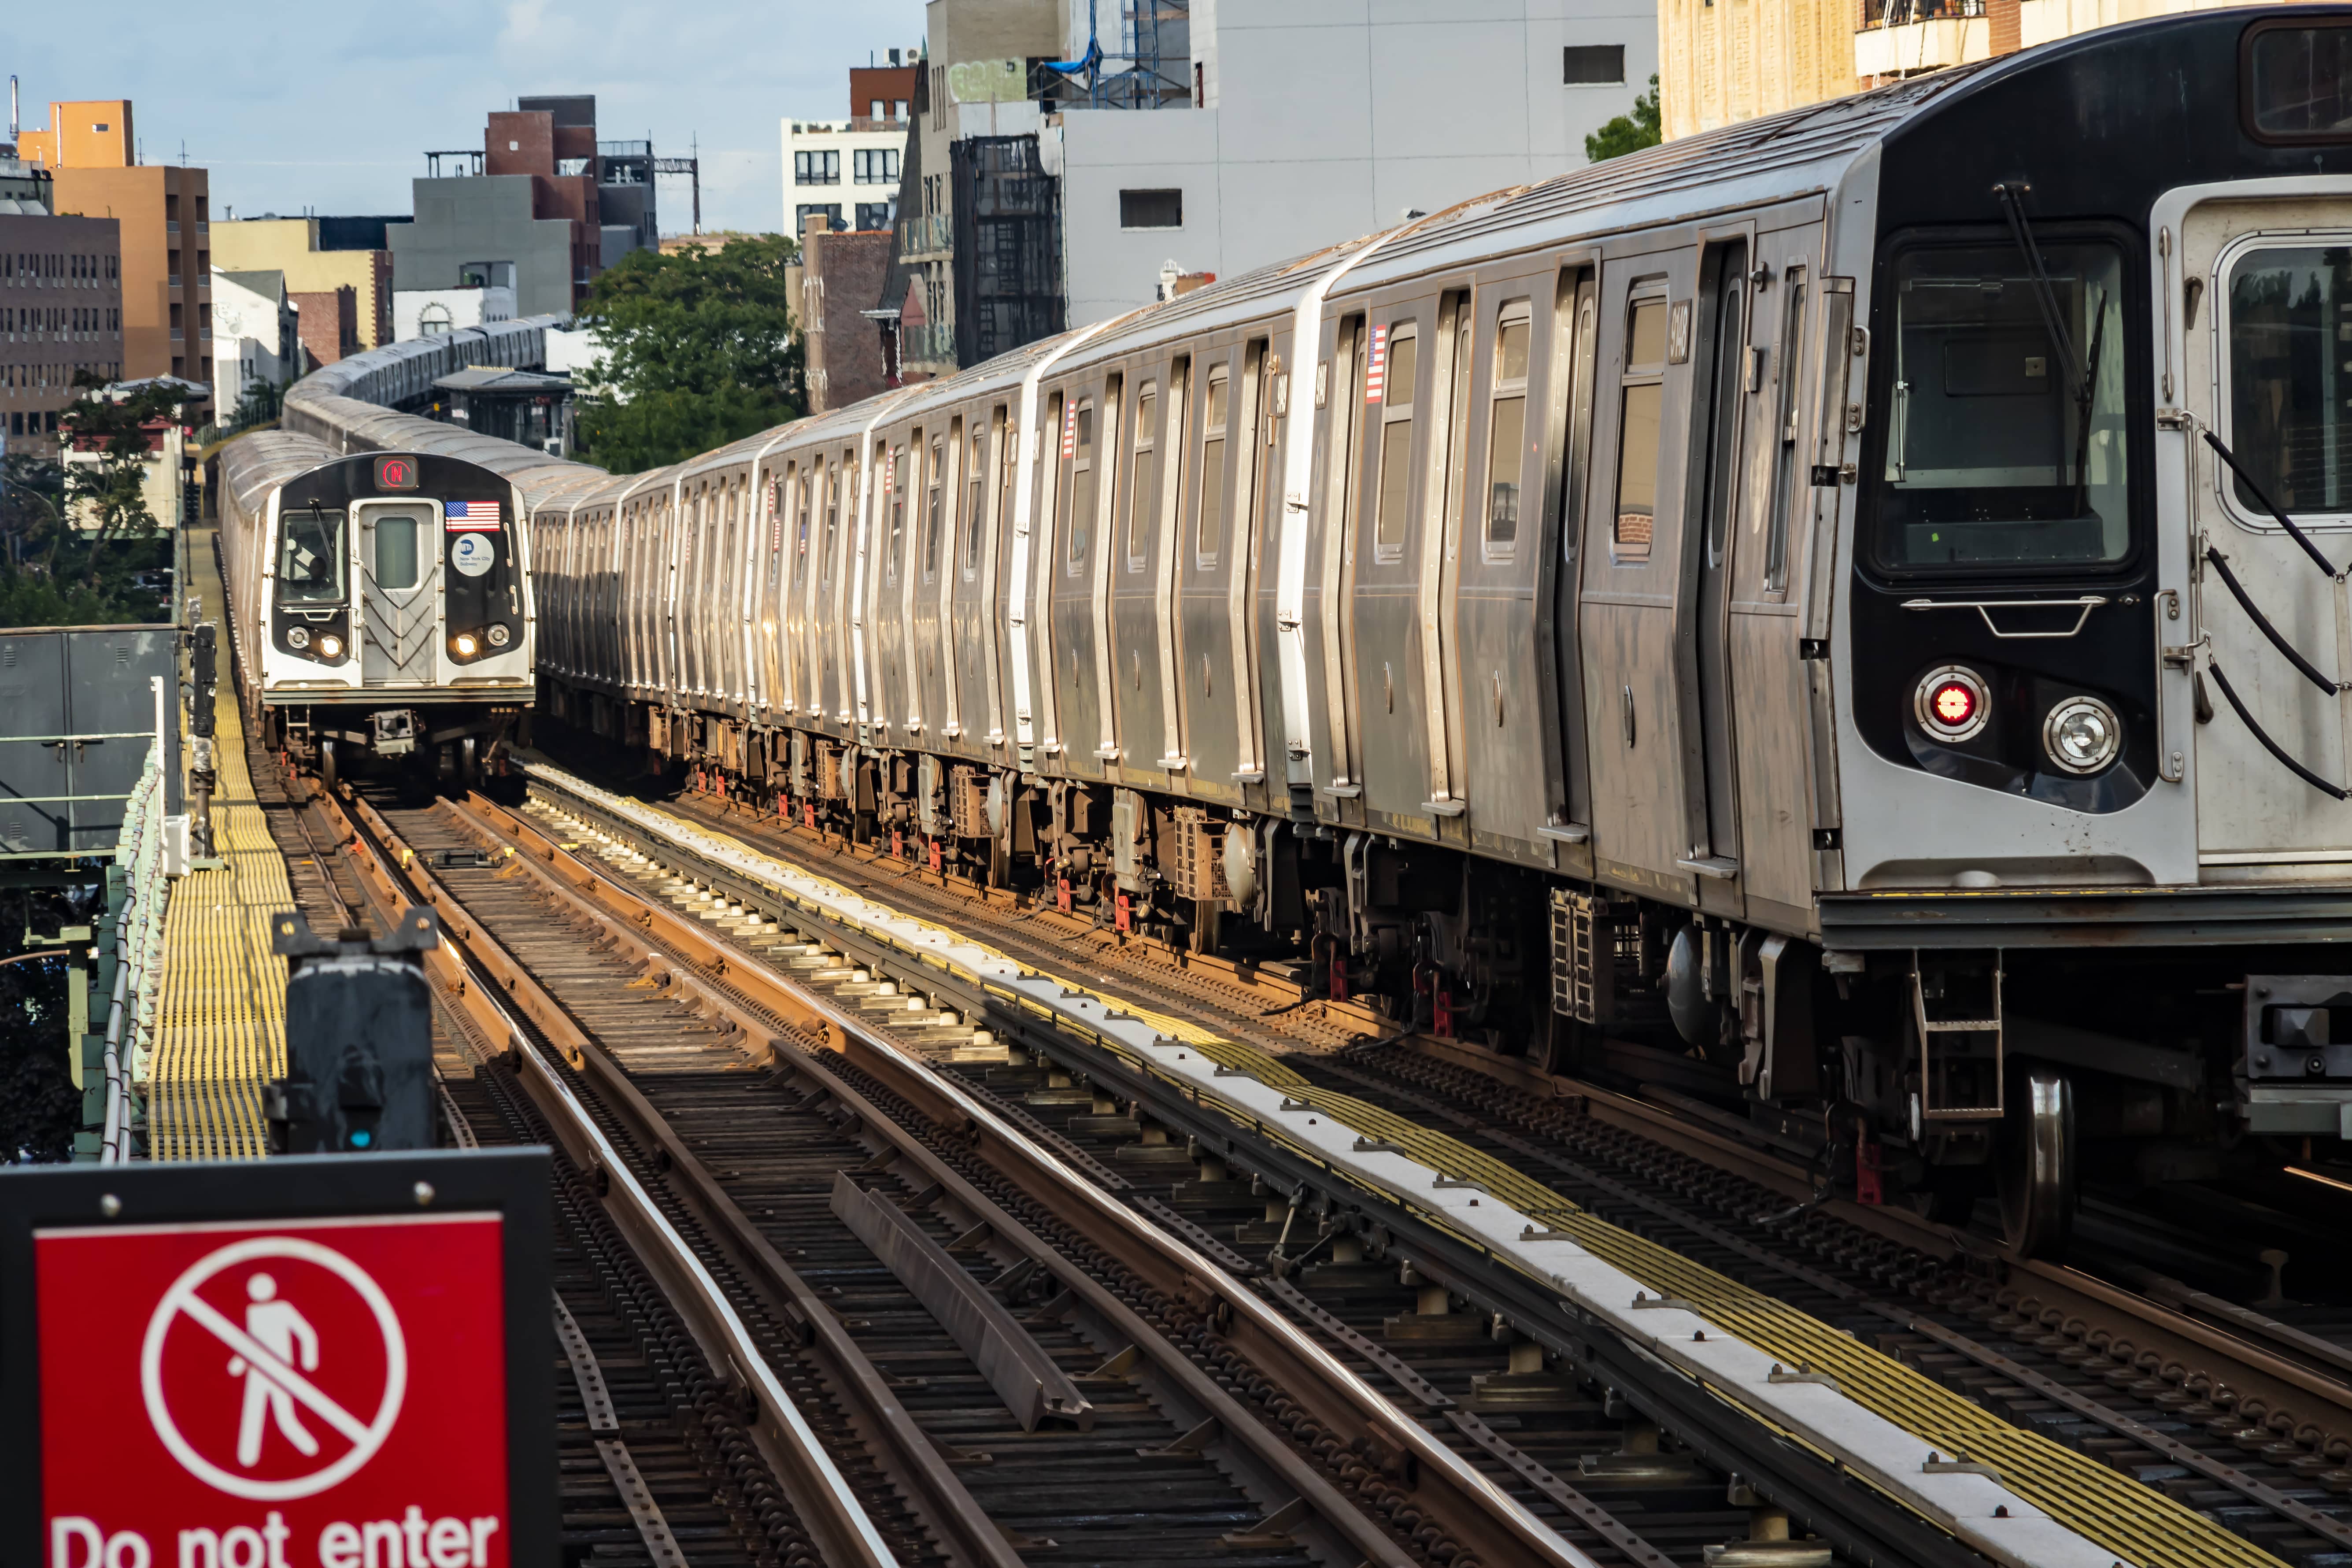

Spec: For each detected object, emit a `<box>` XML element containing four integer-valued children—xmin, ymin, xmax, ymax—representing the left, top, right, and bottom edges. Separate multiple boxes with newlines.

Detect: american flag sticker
<box><xmin>444</xmin><ymin>499</ymin><xmax>501</xmax><ymax>530</ymax></box>
<box><xmin>1365</xmin><ymin>325</ymin><xmax>1388</xmax><ymax>404</ymax></box>
<box><xmin>1061</xmin><ymin>400</ymin><xmax>1077</xmax><ymax>459</ymax></box>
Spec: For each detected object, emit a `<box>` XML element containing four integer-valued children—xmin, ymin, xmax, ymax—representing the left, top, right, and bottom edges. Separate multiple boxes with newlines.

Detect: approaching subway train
<box><xmin>216</xmin><ymin>436</ymin><xmax>550</xmax><ymax>787</ymax></box>
<box><xmin>294</xmin><ymin>9</ymin><xmax>2352</xmax><ymax>1255</ymax></box>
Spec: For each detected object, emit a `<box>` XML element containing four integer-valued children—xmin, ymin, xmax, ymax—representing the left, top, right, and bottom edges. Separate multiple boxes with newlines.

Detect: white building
<box><xmin>1043</xmin><ymin>0</ymin><xmax>1660</xmax><ymax>325</ymax></box>
<box><xmin>393</xmin><ymin>285</ymin><xmax>517</xmax><ymax>344</ymax></box>
<box><xmin>209</xmin><ymin>269</ymin><xmax>298</xmax><ymax>419</ymax></box>
<box><xmin>782</xmin><ymin>118</ymin><xmax>907</xmax><ymax>235</ymax></box>
<box><xmin>544</xmin><ymin>324</ymin><xmax>608</xmax><ymax>381</ymax></box>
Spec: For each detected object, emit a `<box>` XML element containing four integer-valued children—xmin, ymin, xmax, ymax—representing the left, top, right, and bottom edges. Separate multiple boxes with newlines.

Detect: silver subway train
<box><xmin>306</xmin><ymin>11</ymin><xmax>2352</xmax><ymax>1252</ymax></box>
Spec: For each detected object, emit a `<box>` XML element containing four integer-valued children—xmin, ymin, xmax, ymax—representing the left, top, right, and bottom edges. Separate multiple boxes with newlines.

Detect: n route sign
<box><xmin>0</xmin><ymin>1151</ymin><xmax>554</xmax><ymax>1568</ymax></box>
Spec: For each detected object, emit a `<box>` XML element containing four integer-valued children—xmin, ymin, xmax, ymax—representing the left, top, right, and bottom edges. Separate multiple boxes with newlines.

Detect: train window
<box><xmin>995</xmin><ymin>410</ymin><xmax>1017</xmax><ymax>571</ymax></box>
<box><xmin>278</xmin><ymin>505</ymin><xmax>346</xmax><ymax>603</ymax></box>
<box><xmin>821</xmin><ymin>464</ymin><xmax>839</xmax><ymax>584</ymax></box>
<box><xmin>1128</xmin><ymin>384</ymin><xmax>1158</xmax><ymax>573</ymax></box>
<box><xmin>795</xmin><ymin>467</ymin><xmax>810</xmax><ymax>558</ymax></box>
<box><xmin>1764</xmin><ymin>269</ymin><xmax>1808</xmax><ymax>594</ymax></box>
<box><xmin>1066</xmin><ymin>399</ymin><xmax>1096</xmax><ymax>568</ymax></box>
<box><xmin>1613</xmin><ymin>296</ymin><xmax>1669</xmax><ymax>561</ymax></box>
<box><xmin>1374</xmin><ymin>325</ymin><xmax>1418</xmax><ymax>557</ymax></box>
<box><xmin>888</xmin><ymin>445</ymin><xmax>907</xmax><ymax>582</ymax></box>
<box><xmin>1487</xmin><ymin>306</ymin><xmax>1532</xmax><ymax>554</ymax></box>
<box><xmin>373</xmin><ymin>509</ymin><xmax>422</xmax><ymax>592</ymax></box>
<box><xmin>965</xmin><ymin>424</ymin><xmax>986</xmax><ymax>577</ymax></box>
<box><xmin>1875</xmin><ymin>241</ymin><xmax>2128</xmax><ymax>569</ymax></box>
<box><xmin>1198</xmin><ymin>366</ymin><xmax>1229</xmax><ymax>565</ymax></box>
<box><xmin>2225</xmin><ymin>243</ymin><xmax>2352</xmax><ymax>518</ymax></box>
<box><xmin>2245</xmin><ymin>20</ymin><xmax>2352</xmax><ymax>142</ymax></box>
<box><xmin>924</xmin><ymin>436</ymin><xmax>945</xmax><ymax>579</ymax></box>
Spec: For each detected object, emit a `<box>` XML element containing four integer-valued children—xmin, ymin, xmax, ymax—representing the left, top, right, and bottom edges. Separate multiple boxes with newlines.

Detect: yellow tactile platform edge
<box><xmin>584</xmin><ymin>786</ymin><xmax>2282</xmax><ymax>1568</ymax></box>
<box><xmin>148</xmin><ymin>532</ymin><xmax>288</xmax><ymax>1161</ymax></box>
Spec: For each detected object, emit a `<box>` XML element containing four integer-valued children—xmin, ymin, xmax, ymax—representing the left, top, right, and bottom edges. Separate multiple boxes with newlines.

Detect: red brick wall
<box><xmin>809</xmin><ymin>228</ymin><xmax>894</xmax><ymax>411</ymax></box>
<box><xmin>848</xmin><ymin>66</ymin><xmax>918</xmax><ymax>119</ymax></box>
<box><xmin>290</xmin><ymin>285</ymin><xmax>357</xmax><ymax>368</ymax></box>
<box><xmin>486</xmin><ymin>112</ymin><xmax>555</xmax><ymax>177</ymax></box>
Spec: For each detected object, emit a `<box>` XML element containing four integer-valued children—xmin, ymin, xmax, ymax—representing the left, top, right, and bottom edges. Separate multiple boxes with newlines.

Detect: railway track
<box><xmin>510</xmin><ymin>757</ymin><xmax>2352</xmax><ymax>1568</ymax></box>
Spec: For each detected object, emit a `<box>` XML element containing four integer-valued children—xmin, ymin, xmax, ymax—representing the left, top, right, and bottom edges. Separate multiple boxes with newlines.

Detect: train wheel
<box><xmin>318</xmin><ymin>739</ymin><xmax>337</xmax><ymax>795</ymax></box>
<box><xmin>1997</xmin><ymin>1067</ymin><xmax>2076</xmax><ymax>1258</ymax></box>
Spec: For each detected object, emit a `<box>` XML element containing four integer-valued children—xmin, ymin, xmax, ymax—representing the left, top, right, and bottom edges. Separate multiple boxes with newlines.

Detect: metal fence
<box><xmin>101</xmin><ymin>725</ymin><xmax>168</xmax><ymax>1163</ymax></box>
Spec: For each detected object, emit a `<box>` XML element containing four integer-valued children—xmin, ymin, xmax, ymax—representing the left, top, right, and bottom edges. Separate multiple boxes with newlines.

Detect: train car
<box><xmin>218</xmin><ymin>435</ymin><xmax>540</xmax><ymax>788</ymax></box>
<box><xmin>401</xmin><ymin>7</ymin><xmax>2352</xmax><ymax>1257</ymax></box>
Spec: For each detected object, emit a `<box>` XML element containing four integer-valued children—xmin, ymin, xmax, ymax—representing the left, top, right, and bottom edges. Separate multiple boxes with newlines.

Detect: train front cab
<box><xmin>1829</xmin><ymin>12</ymin><xmax>2352</xmax><ymax>1253</ymax></box>
<box><xmin>260</xmin><ymin>450</ymin><xmax>532</xmax><ymax>787</ymax></box>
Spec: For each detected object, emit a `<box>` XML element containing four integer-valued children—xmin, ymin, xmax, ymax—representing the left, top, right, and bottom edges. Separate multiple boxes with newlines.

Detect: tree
<box><xmin>574</xmin><ymin>234</ymin><xmax>805</xmax><ymax>472</ymax></box>
<box><xmin>1586</xmin><ymin>75</ymin><xmax>1663</xmax><ymax>163</ymax></box>
<box><xmin>59</xmin><ymin>374</ymin><xmax>183</xmax><ymax>590</ymax></box>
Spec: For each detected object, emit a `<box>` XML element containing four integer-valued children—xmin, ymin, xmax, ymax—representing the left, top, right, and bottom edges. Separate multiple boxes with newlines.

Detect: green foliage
<box><xmin>1586</xmin><ymin>75</ymin><xmax>1664</xmax><ymax>163</ymax></box>
<box><xmin>0</xmin><ymin>452</ymin><xmax>173</xmax><ymax>625</ymax></box>
<box><xmin>574</xmin><ymin>234</ymin><xmax>805</xmax><ymax>472</ymax></box>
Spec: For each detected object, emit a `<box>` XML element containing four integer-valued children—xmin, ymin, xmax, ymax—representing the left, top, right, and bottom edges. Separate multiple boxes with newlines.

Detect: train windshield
<box><xmin>2226</xmin><ymin>244</ymin><xmax>2352</xmax><ymax>517</ymax></box>
<box><xmin>277</xmin><ymin>505</ymin><xmax>347</xmax><ymax>603</ymax></box>
<box><xmin>1875</xmin><ymin>241</ymin><xmax>2130</xmax><ymax>569</ymax></box>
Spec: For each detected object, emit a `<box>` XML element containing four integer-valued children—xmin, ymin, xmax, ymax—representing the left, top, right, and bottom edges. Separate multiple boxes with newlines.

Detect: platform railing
<box><xmin>99</xmin><ymin>678</ymin><xmax>170</xmax><ymax>1163</ymax></box>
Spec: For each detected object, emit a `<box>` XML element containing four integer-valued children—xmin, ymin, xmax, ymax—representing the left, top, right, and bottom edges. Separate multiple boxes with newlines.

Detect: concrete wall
<box><xmin>390</xmin><ymin>176</ymin><xmax>577</xmax><ymax>319</ymax></box>
<box><xmin>394</xmin><ymin>285</ymin><xmax>516</xmax><ymax>343</ymax></box>
<box><xmin>1050</xmin><ymin>0</ymin><xmax>1657</xmax><ymax>325</ymax></box>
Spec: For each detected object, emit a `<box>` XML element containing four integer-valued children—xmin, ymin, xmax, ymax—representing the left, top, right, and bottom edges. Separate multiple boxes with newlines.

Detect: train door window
<box><xmin>924</xmin><ymin>436</ymin><xmax>945</xmax><ymax>579</ymax></box>
<box><xmin>821</xmin><ymin>463</ymin><xmax>839</xmax><ymax>585</ymax></box>
<box><xmin>1128</xmin><ymin>383</ymin><xmax>1158</xmax><ymax>573</ymax></box>
<box><xmin>996</xmin><ymin>409</ymin><xmax>1017</xmax><ymax>563</ymax></box>
<box><xmin>1764</xmin><ymin>267</ymin><xmax>1808</xmax><ymax>594</ymax></box>
<box><xmin>1198</xmin><ymin>365</ymin><xmax>1230</xmax><ymax>566</ymax></box>
<box><xmin>1066</xmin><ymin>398</ymin><xmax>1096</xmax><ymax>571</ymax></box>
<box><xmin>964</xmin><ymin>422</ymin><xmax>987</xmax><ymax>578</ymax></box>
<box><xmin>888</xmin><ymin>443</ymin><xmax>908</xmax><ymax>583</ymax></box>
<box><xmin>1486</xmin><ymin>304</ymin><xmax>1533</xmax><ymax>559</ymax></box>
<box><xmin>795</xmin><ymin>464</ymin><xmax>811</xmax><ymax>559</ymax></box>
<box><xmin>1697</xmin><ymin>251</ymin><xmax>1749</xmax><ymax>580</ymax></box>
<box><xmin>1613</xmin><ymin>292</ymin><xmax>1670</xmax><ymax>562</ymax></box>
<box><xmin>374</xmin><ymin>509</ymin><xmax>421</xmax><ymax>591</ymax></box>
<box><xmin>278</xmin><ymin>504</ymin><xmax>346</xmax><ymax>603</ymax></box>
<box><xmin>2225</xmin><ymin>241</ymin><xmax>2352</xmax><ymax>519</ymax></box>
<box><xmin>1374</xmin><ymin>325</ymin><xmax>1418</xmax><ymax>559</ymax></box>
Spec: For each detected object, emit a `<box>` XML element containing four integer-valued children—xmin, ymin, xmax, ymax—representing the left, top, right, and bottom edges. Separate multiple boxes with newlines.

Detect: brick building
<box><xmin>795</xmin><ymin>212</ymin><xmax>894</xmax><ymax>413</ymax></box>
<box><xmin>291</xmin><ymin>285</ymin><xmax>359</xmax><ymax>369</ymax></box>
<box><xmin>1</xmin><ymin>212</ymin><xmax>123</xmax><ymax>455</ymax></box>
<box><xmin>19</xmin><ymin>99</ymin><xmax>211</xmax><ymax>393</ymax></box>
<box><xmin>212</xmin><ymin>217</ymin><xmax>396</xmax><ymax>355</ymax></box>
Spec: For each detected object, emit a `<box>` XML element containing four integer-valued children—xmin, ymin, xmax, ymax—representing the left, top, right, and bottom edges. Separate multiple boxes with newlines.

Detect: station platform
<box><xmin>145</xmin><ymin>529</ymin><xmax>289</xmax><ymax>1160</ymax></box>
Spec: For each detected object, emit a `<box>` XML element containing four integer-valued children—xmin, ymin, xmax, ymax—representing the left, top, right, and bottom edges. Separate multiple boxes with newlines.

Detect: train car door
<box><xmin>356</xmin><ymin>498</ymin><xmax>441</xmax><ymax>687</ymax></box>
<box><xmin>1110</xmin><ymin>367</ymin><xmax>1171</xmax><ymax>770</ymax></box>
<box><xmin>1181</xmin><ymin>346</ymin><xmax>1255</xmax><ymax>796</ymax></box>
<box><xmin>1048</xmin><ymin>385</ymin><xmax>1113</xmax><ymax>777</ymax></box>
<box><xmin>952</xmin><ymin>409</ymin><xmax>1004</xmax><ymax>753</ymax></box>
<box><xmin>1309</xmin><ymin>314</ymin><xmax>1370</xmax><ymax>821</ymax></box>
<box><xmin>1237</xmin><ymin>334</ymin><xmax>1286</xmax><ymax>809</ymax></box>
<box><xmin>1581</xmin><ymin>240</ymin><xmax>1702</xmax><ymax>897</ymax></box>
<box><xmin>914</xmin><ymin>428</ymin><xmax>952</xmax><ymax>737</ymax></box>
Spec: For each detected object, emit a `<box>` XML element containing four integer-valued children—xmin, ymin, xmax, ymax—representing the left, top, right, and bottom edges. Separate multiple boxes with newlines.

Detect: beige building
<box><xmin>1663</xmin><ymin>0</ymin><xmax>2313</xmax><ymax>139</ymax></box>
<box><xmin>210</xmin><ymin>218</ymin><xmax>393</xmax><ymax>354</ymax></box>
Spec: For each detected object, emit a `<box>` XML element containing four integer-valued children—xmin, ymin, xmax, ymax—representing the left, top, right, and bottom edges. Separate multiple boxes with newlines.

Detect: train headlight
<box><xmin>485</xmin><ymin>624</ymin><xmax>510</xmax><ymax>648</ymax></box>
<box><xmin>2043</xmin><ymin>695</ymin><xmax>2120</xmax><ymax>774</ymax></box>
<box><xmin>317</xmin><ymin>635</ymin><xmax>341</xmax><ymax>660</ymax></box>
<box><xmin>285</xmin><ymin>625</ymin><xmax>310</xmax><ymax>651</ymax></box>
<box><xmin>454</xmin><ymin>633</ymin><xmax>479</xmax><ymax>658</ymax></box>
<box><xmin>1914</xmin><ymin>665</ymin><xmax>1990</xmax><ymax>743</ymax></box>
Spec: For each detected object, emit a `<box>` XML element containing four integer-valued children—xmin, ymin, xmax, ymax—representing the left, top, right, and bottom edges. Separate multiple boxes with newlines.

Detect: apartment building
<box><xmin>19</xmin><ymin>99</ymin><xmax>211</xmax><ymax>390</ymax></box>
<box><xmin>209</xmin><ymin>268</ymin><xmax>297</xmax><ymax>420</ymax></box>
<box><xmin>0</xmin><ymin>212</ymin><xmax>123</xmax><ymax>454</ymax></box>
<box><xmin>783</xmin><ymin>52</ymin><xmax>919</xmax><ymax>234</ymax></box>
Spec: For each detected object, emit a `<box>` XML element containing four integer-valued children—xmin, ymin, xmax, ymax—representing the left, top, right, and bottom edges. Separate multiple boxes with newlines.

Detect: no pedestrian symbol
<box><xmin>37</xmin><ymin>1212</ymin><xmax>510</xmax><ymax>1567</ymax></box>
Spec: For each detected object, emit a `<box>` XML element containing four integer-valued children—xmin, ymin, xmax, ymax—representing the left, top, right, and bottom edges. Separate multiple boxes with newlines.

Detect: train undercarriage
<box><xmin>535</xmin><ymin>691</ymin><xmax>2351</xmax><ymax>1261</ymax></box>
<box><xmin>262</xmin><ymin>701</ymin><xmax>529</xmax><ymax>794</ymax></box>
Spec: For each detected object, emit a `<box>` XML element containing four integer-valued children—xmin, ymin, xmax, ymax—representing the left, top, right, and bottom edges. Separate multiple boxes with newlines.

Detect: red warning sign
<box><xmin>38</xmin><ymin>1212</ymin><xmax>509</xmax><ymax>1568</ymax></box>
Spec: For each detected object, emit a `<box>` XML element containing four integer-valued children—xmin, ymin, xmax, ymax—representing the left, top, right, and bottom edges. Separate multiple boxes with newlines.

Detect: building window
<box><xmin>1120</xmin><ymin>189</ymin><xmax>1183</xmax><ymax>230</ymax></box>
<box><xmin>854</xmin><ymin>203</ymin><xmax>893</xmax><ymax>232</ymax></box>
<box><xmin>795</xmin><ymin>149</ymin><xmax>841</xmax><ymax>186</ymax></box>
<box><xmin>797</xmin><ymin>203</ymin><xmax>845</xmax><ymax>231</ymax></box>
<box><xmin>420</xmin><ymin>303</ymin><xmax>452</xmax><ymax>336</ymax></box>
<box><xmin>1564</xmin><ymin>45</ymin><xmax>1626</xmax><ymax>84</ymax></box>
<box><xmin>892</xmin><ymin>100</ymin><xmax>907</xmax><ymax>119</ymax></box>
<box><xmin>854</xmin><ymin>148</ymin><xmax>899</xmax><ymax>185</ymax></box>
<box><xmin>869</xmin><ymin>99</ymin><xmax>885</xmax><ymax>118</ymax></box>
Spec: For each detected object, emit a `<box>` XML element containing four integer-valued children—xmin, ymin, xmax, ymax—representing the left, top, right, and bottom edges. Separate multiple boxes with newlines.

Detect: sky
<box><xmin>6</xmin><ymin>0</ymin><xmax>928</xmax><ymax>235</ymax></box>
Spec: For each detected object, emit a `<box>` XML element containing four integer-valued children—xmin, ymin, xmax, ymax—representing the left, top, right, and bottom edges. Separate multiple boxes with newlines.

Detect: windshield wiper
<box><xmin>1995</xmin><ymin>182</ymin><xmax>2104</xmax><ymax>516</ymax></box>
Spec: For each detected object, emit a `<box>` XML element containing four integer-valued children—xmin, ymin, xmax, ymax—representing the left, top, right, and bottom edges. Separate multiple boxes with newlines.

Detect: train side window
<box><xmin>374</xmin><ymin>509</ymin><xmax>421</xmax><ymax>591</ymax></box>
<box><xmin>1613</xmin><ymin>294</ymin><xmax>1669</xmax><ymax>562</ymax></box>
<box><xmin>1198</xmin><ymin>365</ymin><xmax>1230</xmax><ymax>566</ymax></box>
<box><xmin>1066</xmin><ymin>398</ymin><xmax>1096</xmax><ymax>570</ymax></box>
<box><xmin>1764</xmin><ymin>268</ymin><xmax>1808</xmax><ymax>594</ymax></box>
<box><xmin>888</xmin><ymin>442</ymin><xmax>909</xmax><ymax>582</ymax></box>
<box><xmin>964</xmin><ymin>422</ymin><xmax>986</xmax><ymax>578</ymax></box>
<box><xmin>278</xmin><ymin>505</ymin><xmax>346</xmax><ymax>603</ymax></box>
<box><xmin>795</xmin><ymin>465</ymin><xmax>810</xmax><ymax>558</ymax></box>
<box><xmin>1128</xmin><ymin>383</ymin><xmax>1158</xmax><ymax>573</ymax></box>
<box><xmin>1487</xmin><ymin>305</ymin><xmax>1532</xmax><ymax>557</ymax></box>
<box><xmin>821</xmin><ymin>464</ymin><xmax>839</xmax><ymax>585</ymax></box>
<box><xmin>1374</xmin><ymin>324</ymin><xmax>1418</xmax><ymax>559</ymax></box>
<box><xmin>996</xmin><ymin>409</ymin><xmax>1017</xmax><ymax>568</ymax></box>
<box><xmin>923</xmin><ymin>436</ymin><xmax>945</xmax><ymax>580</ymax></box>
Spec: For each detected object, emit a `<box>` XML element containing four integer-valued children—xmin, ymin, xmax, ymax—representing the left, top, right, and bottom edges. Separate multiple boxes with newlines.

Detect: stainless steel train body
<box><xmin>287</xmin><ymin>11</ymin><xmax>2352</xmax><ymax>1250</ymax></box>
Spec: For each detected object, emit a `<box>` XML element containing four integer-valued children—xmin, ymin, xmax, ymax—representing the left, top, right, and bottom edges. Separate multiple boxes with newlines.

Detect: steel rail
<box><xmin>445</xmin><ymin>789</ymin><xmax>1522</xmax><ymax>1568</ymax></box>
<box><xmin>310</xmin><ymin>786</ymin><xmax>904</xmax><ymax>1568</ymax></box>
